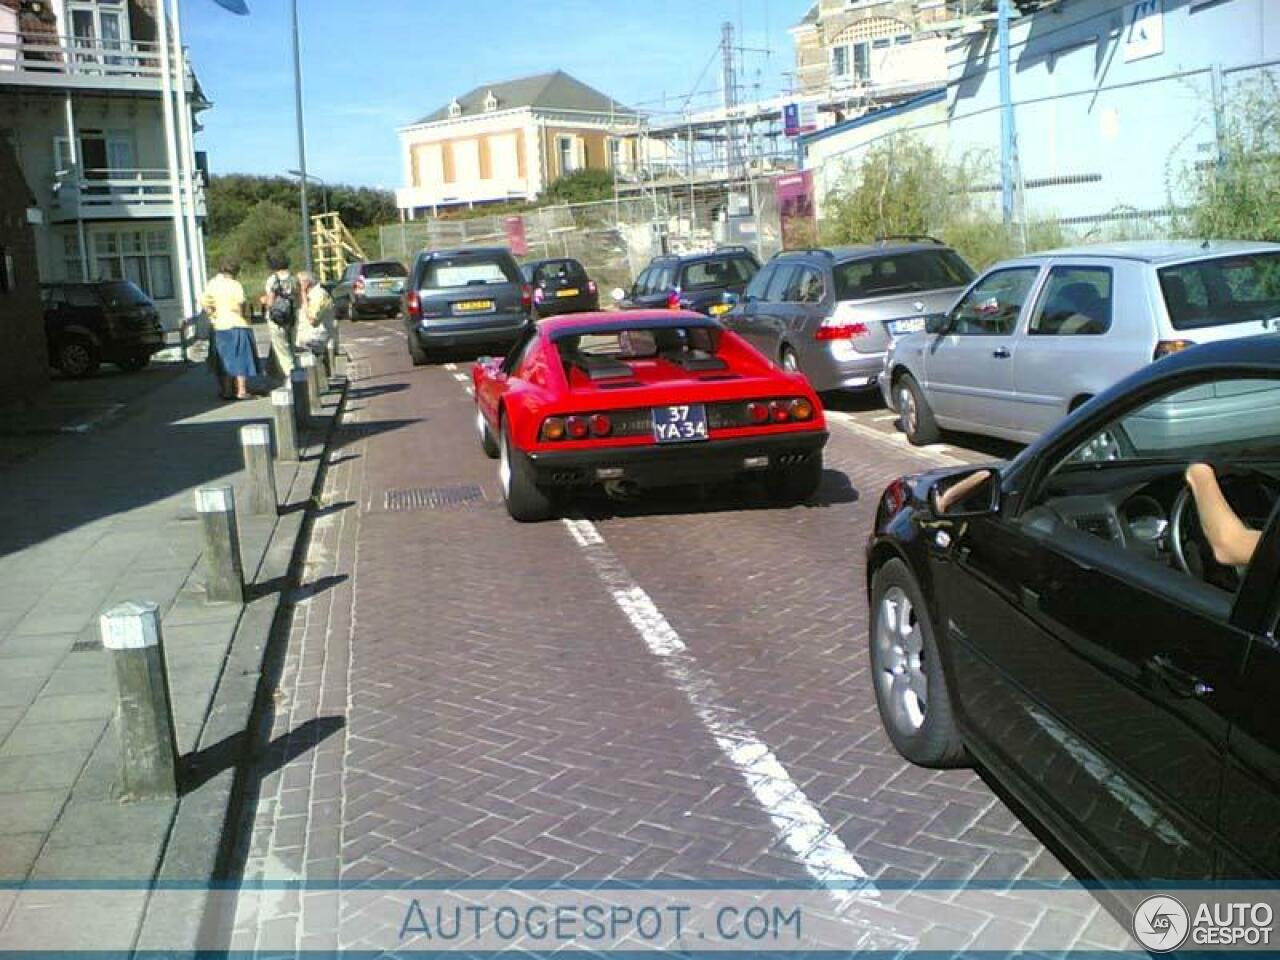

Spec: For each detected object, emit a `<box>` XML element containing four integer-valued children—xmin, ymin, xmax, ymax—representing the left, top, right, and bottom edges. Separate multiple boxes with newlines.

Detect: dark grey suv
<box><xmin>722</xmin><ymin>240</ymin><xmax>975</xmax><ymax>392</ymax></box>
<box><xmin>402</xmin><ymin>247</ymin><xmax>532</xmax><ymax>365</ymax></box>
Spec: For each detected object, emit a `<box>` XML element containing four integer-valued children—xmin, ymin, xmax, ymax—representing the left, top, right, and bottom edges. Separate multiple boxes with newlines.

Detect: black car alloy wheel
<box><xmin>57</xmin><ymin>337</ymin><xmax>100</xmax><ymax>378</ymax></box>
<box><xmin>869</xmin><ymin>559</ymin><xmax>967</xmax><ymax>768</ymax></box>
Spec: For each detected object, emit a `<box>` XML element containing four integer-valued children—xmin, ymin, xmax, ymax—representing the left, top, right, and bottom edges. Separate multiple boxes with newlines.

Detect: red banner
<box><xmin>504</xmin><ymin>215</ymin><xmax>529</xmax><ymax>257</ymax></box>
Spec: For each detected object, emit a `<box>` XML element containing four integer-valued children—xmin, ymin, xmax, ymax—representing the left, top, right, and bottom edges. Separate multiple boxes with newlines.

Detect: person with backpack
<box><xmin>264</xmin><ymin>249</ymin><xmax>298</xmax><ymax>378</ymax></box>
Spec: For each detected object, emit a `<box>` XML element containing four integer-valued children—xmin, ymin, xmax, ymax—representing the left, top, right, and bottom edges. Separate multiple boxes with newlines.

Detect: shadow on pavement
<box><xmin>248</xmin><ymin>573</ymin><xmax>348</xmax><ymax>604</ymax></box>
<box><xmin>347</xmin><ymin>383</ymin><xmax>409</xmax><ymax>401</ymax></box>
<box><xmin>182</xmin><ymin>715</ymin><xmax>346</xmax><ymax>795</ymax></box>
<box><xmin>571</xmin><ymin>468</ymin><xmax>859</xmax><ymax>521</ymax></box>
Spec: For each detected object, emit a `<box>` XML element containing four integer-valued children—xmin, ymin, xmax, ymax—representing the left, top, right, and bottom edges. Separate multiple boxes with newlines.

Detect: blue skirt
<box><xmin>214</xmin><ymin>328</ymin><xmax>258</xmax><ymax>378</ymax></box>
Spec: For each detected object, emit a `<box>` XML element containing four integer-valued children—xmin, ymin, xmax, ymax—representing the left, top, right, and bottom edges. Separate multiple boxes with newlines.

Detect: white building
<box><xmin>803</xmin><ymin>0</ymin><xmax>1280</xmax><ymax>233</ymax></box>
<box><xmin>0</xmin><ymin>0</ymin><xmax>207</xmax><ymax>327</ymax></box>
<box><xmin>396</xmin><ymin>71</ymin><xmax>640</xmax><ymax>218</ymax></box>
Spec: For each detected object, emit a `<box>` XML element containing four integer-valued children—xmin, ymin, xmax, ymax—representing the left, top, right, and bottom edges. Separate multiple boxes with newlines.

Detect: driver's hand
<box><xmin>1186</xmin><ymin>462</ymin><xmax>1217</xmax><ymax>489</ymax></box>
<box><xmin>1185</xmin><ymin>462</ymin><xmax>1261</xmax><ymax>567</ymax></box>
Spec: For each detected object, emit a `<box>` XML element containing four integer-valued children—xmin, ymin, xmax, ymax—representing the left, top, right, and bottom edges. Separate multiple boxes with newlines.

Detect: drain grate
<box><xmin>71</xmin><ymin>638</ymin><xmax>102</xmax><ymax>653</ymax></box>
<box><xmin>384</xmin><ymin>484</ymin><xmax>486</xmax><ymax>512</ymax></box>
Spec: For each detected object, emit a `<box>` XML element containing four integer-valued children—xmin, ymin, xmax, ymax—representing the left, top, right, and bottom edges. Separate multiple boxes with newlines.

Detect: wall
<box><xmin>806</xmin><ymin>0</ymin><xmax>1280</xmax><ymax>231</ymax></box>
<box><xmin>0</xmin><ymin>139</ymin><xmax>49</xmax><ymax>405</ymax></box>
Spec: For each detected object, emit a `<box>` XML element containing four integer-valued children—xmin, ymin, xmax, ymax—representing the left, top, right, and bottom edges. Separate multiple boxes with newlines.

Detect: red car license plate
<box><xmin>652</xmin><ymin>404</ymin><xmax>709</xmax><ymax>443</ymax></box>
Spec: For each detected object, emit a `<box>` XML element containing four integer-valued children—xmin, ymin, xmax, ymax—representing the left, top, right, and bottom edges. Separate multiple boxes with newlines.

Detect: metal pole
<box><xmin>63</xmin><ymin>93</ymin><xmax>89</xmax><ymax>282</ymax></box>
<box><xmin>156</xmin><ymin>0</ymin><xmax>194</xmax><ymax>329</ymax></box>
<box><xmin>291</xmin><ymin>0</ymin><xmax>313</xmax><ymax>272</ymax></box>
<box><xmin>170</xmin><ymin>0</ymin><xmax>203</xmax><ymax>297</ymax></box>
<box><xmin>998</xmin><ymin>0</ymin><xmax>1015</xmax><ymax>227</ymax></box>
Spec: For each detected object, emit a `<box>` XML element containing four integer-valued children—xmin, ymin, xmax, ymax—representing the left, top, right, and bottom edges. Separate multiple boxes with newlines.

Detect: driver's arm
<box><xmin>1185</xmin><ymin>463</ymin><xmax>1263</xmax><ymax>566</ymax></box>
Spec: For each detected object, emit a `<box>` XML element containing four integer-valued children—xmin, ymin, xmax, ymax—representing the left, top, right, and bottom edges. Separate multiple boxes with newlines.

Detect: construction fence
<box><xmin>378</xmin><ymin>189</ymin><xmax>787</xmax><ymax>293</ymax></box>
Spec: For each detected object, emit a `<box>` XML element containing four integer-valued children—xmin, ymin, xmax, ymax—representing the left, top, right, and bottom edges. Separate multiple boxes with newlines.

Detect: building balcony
<box><xmin>0</xmin><ymin>32</ymin><xmax>193</xmax><ymax>94</ymax></box>
<box><xmin>49</xmin><ymin>168</ymin><xmax>206</xmax><ymax>223</ymax></box>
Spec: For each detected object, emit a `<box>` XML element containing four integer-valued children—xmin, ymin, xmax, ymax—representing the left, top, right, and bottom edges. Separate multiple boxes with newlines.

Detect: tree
<box><xmin>543</xmin><ymin>168</ymin><xmax>615</xmax><ymax>205</ymax></box>
<box><xmin>1176</xmin><ymin>74</ymin><xmax>1280</xmax><ymax>243</ymax></box>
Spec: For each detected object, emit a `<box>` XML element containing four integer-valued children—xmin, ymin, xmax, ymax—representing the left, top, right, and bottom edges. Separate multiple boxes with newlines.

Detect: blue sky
<box><xmin>186</xmin><ymin>0</ymin><xmax>811</xmax><ymax>190</ymax></box>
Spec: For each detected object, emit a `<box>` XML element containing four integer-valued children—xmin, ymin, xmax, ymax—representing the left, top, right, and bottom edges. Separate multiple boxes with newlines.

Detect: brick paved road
<box><xmin>229</xmin><ymin>321</ymin><xmax>1132</xmax><ymax>953</ymax></box>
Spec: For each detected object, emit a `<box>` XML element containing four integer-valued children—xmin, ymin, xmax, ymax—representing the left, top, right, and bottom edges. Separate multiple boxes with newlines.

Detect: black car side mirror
<box><xmin>929</xmin><ymin>468</ymin><xmax>999</xmax><ymax>519</ymax></box>
<box><xmin>924</xmin><ymin>312</ymin><xmax>950</xmax><ymax>335</ymax></box>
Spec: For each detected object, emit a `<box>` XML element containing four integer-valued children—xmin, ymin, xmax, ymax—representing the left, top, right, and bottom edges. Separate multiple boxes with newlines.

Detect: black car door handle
<box><xmin>992</xmin><ymin>347</ymin><xmax>1011</xmax><ymax>359</ymax></box>
<box><xmin>1147</xmin><ymin>655</ymin><xmax>1214</xmax><ymax>698</ymax></box>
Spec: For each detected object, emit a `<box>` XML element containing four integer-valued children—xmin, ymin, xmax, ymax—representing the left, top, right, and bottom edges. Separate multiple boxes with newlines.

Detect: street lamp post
<box><xmin>290</xmin><ymin>0</ymin><xmax>312</xmax><ymax>272</ymax></box>
<box><xmin>289</xmin><ymin>169</ymin><xmax>328</xmax><ymax>215</ymax></box>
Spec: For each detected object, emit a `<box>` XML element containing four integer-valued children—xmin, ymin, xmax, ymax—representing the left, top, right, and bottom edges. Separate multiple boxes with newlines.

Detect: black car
<box><xmin>42</xmin><ymin>281</ymin><xmax>166</xmax><ymax>378</ymax></box>
<box><xmin>402</xmin><ymin>247</ymin><xmax>531</xmax><ymax>366</ymax></box>
<box><xmin>520</xmin><ymin>258</ymin><xmax>599</xmax><ymax>318</ymax></box>
<box><xmin>617</xmin><ymin>247</ymin><xmax>760</xmax><ymax>316</ymax></box>
<box><xmin>866</xmin><ymin>335</ymin><xmax>1280</xmax><ymax>881</ymax></box>
<box><xmin>333</xmin><ymin>259</ymin><xmax>407</xmax><ymax>320</ymax></box>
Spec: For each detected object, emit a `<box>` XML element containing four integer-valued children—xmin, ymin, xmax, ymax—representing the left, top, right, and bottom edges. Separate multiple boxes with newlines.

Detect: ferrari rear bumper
<box><xmin>526</xmin><ymin>431</ymin><xmax>829</xmax><ymax>488</ymax></box>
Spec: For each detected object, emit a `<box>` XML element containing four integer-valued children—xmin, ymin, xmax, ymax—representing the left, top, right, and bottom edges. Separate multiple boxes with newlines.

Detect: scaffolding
<box><xmin>311</xmin><ymin>212</ymin><xmax>366</xmax><ymax>283</ymax></box>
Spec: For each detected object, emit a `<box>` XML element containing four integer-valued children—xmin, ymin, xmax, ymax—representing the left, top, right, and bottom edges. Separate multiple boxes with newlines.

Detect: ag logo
<box><xmin>1133</xmin><ymin>895</ymin><xmax>1190</xmax><ymax>952</ymax></box>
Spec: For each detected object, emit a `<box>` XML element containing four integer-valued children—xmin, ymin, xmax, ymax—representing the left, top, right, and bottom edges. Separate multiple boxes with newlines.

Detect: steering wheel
<box><xmin>1170</xmin><ymin>468</ymin><xmax>1271</xmax><ymax>588</ymax></box>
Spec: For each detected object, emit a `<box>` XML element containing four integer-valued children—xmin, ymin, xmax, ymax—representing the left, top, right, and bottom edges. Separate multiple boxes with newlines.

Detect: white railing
<box><xmin>51</xmin><ymin>168</ymin><xmax>206</xmax><ymax>218</ymax></box>
<box><xmin>0</xmin><ymin>31</ymin><xmax>190</xmax><ymax>85</ymax></box>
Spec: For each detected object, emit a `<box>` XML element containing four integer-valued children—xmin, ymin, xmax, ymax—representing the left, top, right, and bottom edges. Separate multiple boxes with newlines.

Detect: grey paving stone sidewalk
<box><xmin>0</xmin><ymin>346</ymin><xmax>332</xmax><ymax>945</ymax></box>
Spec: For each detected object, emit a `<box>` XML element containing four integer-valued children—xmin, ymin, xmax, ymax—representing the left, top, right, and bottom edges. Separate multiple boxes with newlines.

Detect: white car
<box><xmin>880</xmin><ymin>241</ymin><xmax>1280</xmax><ymax>445</ymax></box>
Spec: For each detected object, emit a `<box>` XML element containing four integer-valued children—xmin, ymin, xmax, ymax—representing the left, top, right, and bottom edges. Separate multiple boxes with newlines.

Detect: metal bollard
<box><xmin>196</xmin><ymin>485</ymin><xmax>245</xmax><ymax>604</ymax></box>
<box><xmin>101</xmin><ymin>602</ymin><xmax>180</xmax><ymax>801</ymax></box>
<box><xmin>325</xmin><ymin>340</ymin><xmax>337</xmax><ymax>383</ymax></box>
<box><xmin>271</xmin><ymin>387</ymin><xmax>299</xmax><ymax>461</ymax></box>
<box><xmin>300</xmin><ymin>352</ymin><xmax>323</xmax><ymax>412</ymax></box>
<box><xmin>239</xmin><ymin>423</ymin><xmax>279</xmax><ymax>516</ymax></box>
<box><xmin>320</xmin><ymin>343</ymin><xmax>333</xmax><ymax>383</ymax></box>
<box><xmin>291</xmin><ymin>368</ymin><xmax>311</xmax><ymax>427</ymax></box>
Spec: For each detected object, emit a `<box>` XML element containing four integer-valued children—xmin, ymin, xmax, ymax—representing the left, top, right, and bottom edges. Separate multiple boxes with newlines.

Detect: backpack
<box><xmin>268</xmin><ymin>274</ymin><xmax>296</xmax><ymax>327</ymax></box>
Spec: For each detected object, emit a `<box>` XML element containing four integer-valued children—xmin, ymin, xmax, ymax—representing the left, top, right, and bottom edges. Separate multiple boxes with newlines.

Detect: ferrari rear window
<box><xmin>556</xmin><ymin>326</ymin><xmax>719</xmax><ymax>360</ymax></box>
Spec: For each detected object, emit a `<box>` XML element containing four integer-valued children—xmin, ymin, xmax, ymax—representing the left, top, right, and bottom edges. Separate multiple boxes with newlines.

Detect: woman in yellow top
<box><xmin>200</xmin><ymin>258</ymin><xmax>256</xmax><ymax>401</ymax></box>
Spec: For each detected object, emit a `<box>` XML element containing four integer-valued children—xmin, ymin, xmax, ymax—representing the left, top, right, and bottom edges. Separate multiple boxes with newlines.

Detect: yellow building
<box><xmin>395</xmin><ymin>70</ymin><xmax>640</xmax><ymax>218</ymax></box>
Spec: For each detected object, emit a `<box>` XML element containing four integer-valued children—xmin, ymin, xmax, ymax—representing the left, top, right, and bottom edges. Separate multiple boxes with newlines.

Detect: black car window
<box><xmin>1159</xmin><ymin>252</ymin><xmax>1280</xmax><ymax>331</ymax></box>
<box><xmin>100</xmin><ymin>281</ymin><xmax>150</xmax><ymax>309</ymax></box>
<box><xmin>764</xmin><ymin>264</ymin><xmax>799</xmax><ymax>302</ymax></box>
<box><xmin>421</xmin><ymin>254</ymin><xmax>519</xmax><ymax>289</ymax></box>
<box><xmin>364</xmin><ymin>262</ymin><xmax>407</xmax><ymax>279</ymax></box>
<box><xmin>343</xmin><ymin>265</ymin><xmax>359</xmax><ymax>282</ymax></box>
<box><xmin>632</xmin><ymin>268</ymin><xmax>653</xmax><ymax>297</ymax></box>
<box><xmin>834</xmin><ymin>250</ymin><xmax>974</xmax><ymax>300</ymax></box>
<box><xmin>744</xmin><ymin>264</ymin><xmax>774</xmax><ymax>301</ymax></box>
<box><xmin>1030</xmin><ymin>267</ymin><xmax>1113</xmax><ymax>336</ymax></box>
<box><xmin>66</xmin><ymin>285</ymin><xmax>99</xmax><ymax>308</ymax></box>
<box><xmin>728</xmin><ymin>257</ymin><xmax>759</xmax><ymax>284</ymax></box>
<box><xmin>652</xmin><ymin>264</ymin><xmax>676</xmax><ymax>294</ymax></box>
<box><xmin>949</xmin><ymin>267</ymin><xmax>1040</xmax><ymax>336</ymax></box>
<box><xmin>680</xmin><ymin>258</ymin><xmax>738</xmax><ymax>291</ymax></box>
<box><xmin>44</xmin><ymin>287</ymin><xmax>67</xmax><ymax>308</ymax></box>
<box><xmin>501</xmin><ymin>327</ymin><xmax>538</xmax><ymax>375</ymax></box>
<box><xmin>534</xmin><ymin>259</ymin><xmax>586</xmax><ymax>286</ymax></box>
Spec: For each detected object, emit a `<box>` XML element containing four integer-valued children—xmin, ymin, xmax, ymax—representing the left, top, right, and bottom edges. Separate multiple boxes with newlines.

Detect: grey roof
<box><xmin>412</xmin><ymin>70</ymin><xmax>638</xmax><ymax>126</ymax></box>
<box><xmin>1015</xmin><ymin>240</ymin><xmax>1280</xmax><ymax>265</ymax></box>
<box><xmin>798</xmin><ymin>2</ymin><xmax>819</xmax><ymax>26</ymax></box>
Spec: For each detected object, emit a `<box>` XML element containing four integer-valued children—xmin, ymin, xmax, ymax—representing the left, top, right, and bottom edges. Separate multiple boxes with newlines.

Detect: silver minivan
<box><xmin>881</xmin><ymin>241</ymin><xmax>1280</xmax><ymax>445</ymax></box>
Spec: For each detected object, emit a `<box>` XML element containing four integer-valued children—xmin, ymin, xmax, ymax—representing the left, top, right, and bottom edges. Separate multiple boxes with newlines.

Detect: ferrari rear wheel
<box><xmin>869</xmin><ymin>559</ymin><xmax>968</xmax><ymax>768</ymax></box>
<box><xmin>476</xmin><ymin>407</ymin><xmax>499</xmax><ymax>458</ymax></box>
<box><xmin>765</xmin><ymin>454</ymin><xmax>822</xmax><ymax>503</ymax></box>
<box><xmin>499</xmin><ymin>418</ymin><xmax>554</xmax><ymax>522</ymax></box>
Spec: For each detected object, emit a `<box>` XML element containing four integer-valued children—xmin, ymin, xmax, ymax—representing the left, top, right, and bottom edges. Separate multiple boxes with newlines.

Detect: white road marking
<box><xmin>464</xmin><ymin>386</ymin><xmax>474</xmax><ymax>398</ymax></box>
<box><xmin>872</xmin><ymin>414</ymin><xmax>897</xmax><ymax>423</ymax></box>
<box><xmin>825</xmin><ymin>410</ymin><xmax>966</xmax><ymax>467</ymax></box>
<box><xmin>562</xmin><ymin>518</ymin><xmax>891</xmax><ymax>918</ymax></box>
<box><xmin>444</xmin><ymin>362</ymin><xmax>458</xmax><ymax>371</ymax></box>
<box><xmin>452</xmin><ymin>373</ymin><xmax>468</xmax><ymax>383</ymax></box>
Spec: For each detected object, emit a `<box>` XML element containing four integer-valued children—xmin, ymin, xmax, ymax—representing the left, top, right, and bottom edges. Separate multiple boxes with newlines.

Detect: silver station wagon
<box><xmin>880</xmin><ymin>241</ymin><xmax>1280</xmax><ymax>445</ymax></box>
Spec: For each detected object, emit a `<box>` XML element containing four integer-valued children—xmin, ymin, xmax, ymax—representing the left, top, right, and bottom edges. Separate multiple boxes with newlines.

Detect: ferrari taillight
<box><xmin>542</xmin><ymin>412</ymin><xmax>616</xmax><ymax>441</ymax></box>
<box><xmin>542</xmin><ymin>417</ymin><xmax>567</xmax><ymax>441</ymax></box>
<box><xmin>590</xmin><ymin>414</ymin><xmax>612</xmax><ymax>437</ymax></box>
<box><xmin>566</xmin><ymin>416</ymin><xmax>590</xmax><ymax>440</ymax></box>
<box><xmin>790</xmin><ymin>398</ymin><xmax>815</xmax><ymax>421</ymax></box>
<box><xmin>747</xmin><ymin>401</ymin><xmax>770</xmax><ymax>425</ymax></box>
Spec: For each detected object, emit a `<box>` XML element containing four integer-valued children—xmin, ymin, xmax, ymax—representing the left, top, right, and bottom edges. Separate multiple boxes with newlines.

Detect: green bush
<box><xmin>1175</xmin><ymin>73</ymin><xmax>1280</xmax><ymax>242</ymax></box>
<box><xmin>543</xmin><ymin>168</ymin><xmax>615</xmax><ymax>205</ymax></box>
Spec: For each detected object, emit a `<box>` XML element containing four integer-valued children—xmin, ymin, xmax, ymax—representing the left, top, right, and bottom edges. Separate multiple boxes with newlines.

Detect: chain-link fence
<box><xmin>379</xmin><ymin>188</ymin><xmax>787</xmax><ymax>293</ymax></box>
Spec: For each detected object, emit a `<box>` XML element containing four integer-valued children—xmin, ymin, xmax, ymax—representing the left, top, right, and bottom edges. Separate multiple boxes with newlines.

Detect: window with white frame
<box><xmin>831</xmin><ymin>41</ymin><xmax>870</xmax><ymax>82</ymax></box>
<box><xmin>556</xmin><ymin>135</ymin><xmax>577</xmax><ymax>175</ymax></box>
<box><xmin>483</xmin><ymin>90</ymin><xmax>498</xmax><ymax>112</ymax></box>
<box><xmin>68</xmin><ymin>0</ymin><xmax>129</xmax><ymax>64</ymax></box>
<box><xmin>607</xmin><ymin>137</ymin><xmax>623</xmax><ymax>171</ymax></box>
<box><xmin>84</xmin><ymin>229</ymin><xmax>174</xmax><ymax>299</ymax></box>
<box><xmin>448</xmin><ymin>98</ymin><xmax>462</xmax><ymax>119</ymax></box>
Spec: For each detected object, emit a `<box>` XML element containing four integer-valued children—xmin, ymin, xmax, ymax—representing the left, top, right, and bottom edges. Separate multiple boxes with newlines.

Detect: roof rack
<box><xmin>712</xmin><ymin>245</ymin><xmax>756</xmax><ymax>255</ymax></box>
<box><xmin>874</xmin><ymin>235</ymin><xmax>944</xmax><ymax>245</ymax></box>
<box><xmin>773</xmin><ymin>248</ymin><xmax>835</xmax><ymax>259</ymax></box>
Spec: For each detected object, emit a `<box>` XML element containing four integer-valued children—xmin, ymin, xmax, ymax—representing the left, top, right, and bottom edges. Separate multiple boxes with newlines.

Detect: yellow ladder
<box><xmin>311</xmin><ymin>212</ymin><xmax>367</xmax><ymax>283</ymax></box>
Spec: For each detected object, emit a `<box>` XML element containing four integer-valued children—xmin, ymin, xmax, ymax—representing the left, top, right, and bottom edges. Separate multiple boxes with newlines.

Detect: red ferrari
<box><xmin>472</xmin><ymin>310</ymin><xmax>829</xmax><ymax>521</ymax></box>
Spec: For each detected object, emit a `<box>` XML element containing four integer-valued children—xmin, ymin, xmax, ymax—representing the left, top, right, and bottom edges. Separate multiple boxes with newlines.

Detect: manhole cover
<box><xmin>384</xmin><ymin>485</ymin><xmax>486</xmax><ymax>511</ymax></box>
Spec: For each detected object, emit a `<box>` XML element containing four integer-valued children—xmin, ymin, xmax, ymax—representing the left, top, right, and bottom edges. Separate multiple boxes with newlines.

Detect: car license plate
<box><xmin>556</xmin><ymin>288</ymin><xmax>580</xmax><ymax>298</ymax></box>
<box><xmin>652</xmin><ymin>404</ymin><xmax>709</xmax><ymax>443</ymax></box>
<box><xmin>709</xmin><ymin>303</ymin><xmax>731</xmax><ymax>316</ymax></box>
<box><xmin>889</xmin><ymin>317</ymin><xmax>926</xmax><ymax>336</ymax></box>
<box><xmin>454</xmin><ymin>299</ymin><xmax>494</xmax><ymax>314</ymax></box>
